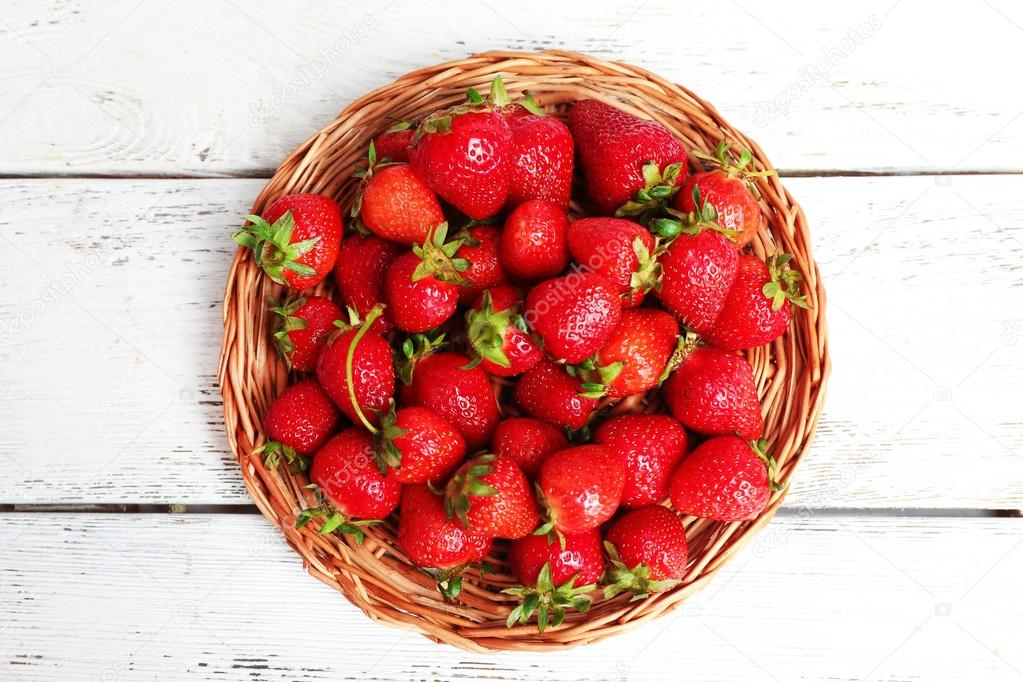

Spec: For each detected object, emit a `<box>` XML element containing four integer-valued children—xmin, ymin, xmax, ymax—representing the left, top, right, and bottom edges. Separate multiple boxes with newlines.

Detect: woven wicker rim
<box><xmin>218</xmin><ymin>49</ymin><xmax>831</xmax><ymax>652</ymax></box>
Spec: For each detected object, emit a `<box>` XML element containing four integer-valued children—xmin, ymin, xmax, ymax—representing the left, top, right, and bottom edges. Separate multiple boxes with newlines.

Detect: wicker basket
<box><xmin>218</xmin><ymin>49</ymin><xmax>830</xmax><ymax>652</ymax></box>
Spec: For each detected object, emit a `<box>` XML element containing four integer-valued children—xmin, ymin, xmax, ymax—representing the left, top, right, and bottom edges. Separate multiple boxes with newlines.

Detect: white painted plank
<box><xmin>1</xmin><ymin>0</ymin><xmax>1021</xmax><ymax>176</ymax></box>
<box><xmin>0</xmin><ymin>513</ymin><xmax>1019</xmax><ymax>680</ymax></box>
<box><xmin>1</xmin><ymin>175</ymin><xmax>1021</xmax><ymax>508</ymax></box>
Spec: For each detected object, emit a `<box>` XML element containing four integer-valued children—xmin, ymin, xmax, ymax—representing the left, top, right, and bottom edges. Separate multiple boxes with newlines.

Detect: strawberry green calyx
<box><xmin>423</xmin><ymin>566</ymin><xmax>468</xmax><ymax>599</ymax></box>
<box><xmin>254</xmin><ymin>440</ymin><xmax>307</xmax><ymax>472</ymax></box>
<box><xmin>629</xmin><ymin>234</ymin><xmax>662</xmax><ymax>301</ymax></box>
<box><xmin>750</xmin><ymin>438</ymin><xmax>786</xmax><ymax>492</ymax></box>
<box><xmin>397</xmin><ymin>331</ymin><xmax>447</xmax><ymax>385</ymax></box>
<box><xmin>531</xmin><ymin>486</ymin><xmax>568</xmax><ymax>548</ymax></box>
<box><xmin>350</xmin><ymin>141</ymin><xmax>399</xmax><ymax>223</ymax></box>
<box><xmin>693</xmin><ymin>141</ymin><xmax>777</xmax><ymax>180</ymax></box>
<box><xmin>502</xmin><ymin>562</ymin><xmax>596</xmax><ymax>632</ymax></box>
<box><xmin>601</xmin><ymin>542</ymin><xmax>680</xmax><ymax>601</ymax></box>
<box><xmin>372</xmin><ymin>404</ymin><xmax>410</xmax><ymax>475</ymax></box>
<box><xmin>464</xmin><ymin>290</ymin><xmax>522</xmax><ymax>370</ymax></box>
<box><xmin>656</xmin><ymin>330</ymin><xmax>700</xmax><ymax>384</ymax></box>
<box><xmin>268</xmin><ymin>295</ymin><xmax>310</xmax><ymax>369</ymax></box>
<box><xmin>651</xmin><ymin>186</ymin><xmax>740</xmax><ymax>242</ymax></box>
<box><xmin>295</xmin><ymin>504</ymin><xmax>381</xmax><ymax>545</ymax></box>
<box><xmin>763</xmin><ymin>253</ymin><xmax>811</xmax><ymax>311</ymax></box>
<box><xmin>615</xmin><ymin>161</ymin><xmax>685</xmax><ymax>224</ymax></box>
<box><xmin>519</xmin><ymin>91</ymin><xmax>545</xmax><ymax>116</ymax></box>
<box><xmin>384</xmin><ymin>119</ymin><xmax>413</xmax><ymax>133</ymax></box>
<box><xmin>443</xmin><ymin>453</ymin><xmax>498</xmax><ymax>528</ymax></box>
<box><xmin>344</xmin><ymin>305</ymin><xmax>387</xmax><ymax>434</ymax></box>
<box><xmin>572</xmin><ymin>356</ymin><xmax>624</xmax><ymax>400</ymax></box>
<box><xmin>411</xmin><ymin>222</ymin><xmax>472</xmax><ymax>285</ymax></box>
<box><xmin>233</xmin><ymin>211</ymin><xmax>320</xmax><ymax>286</ymax></box>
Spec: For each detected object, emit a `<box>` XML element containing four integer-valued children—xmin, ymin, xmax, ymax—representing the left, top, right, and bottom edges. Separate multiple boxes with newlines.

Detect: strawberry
<box><xmin>536</xmin><ymin>445</ymin><xmax>625</xmax><ymax>534</ymax></box>
<box><xmin>353</xmin><ymin>142</ymin><xmax>445</xmax><ymax>247</ymax></box>
<box><xmin>499</xmin><ymin>199</ymin><xmax>570</xmax><ymax>281</ymax></box>
<box><xmin>402</xmin><ymin>351</ymin><xmax>500</xmax><ymax>451</ymax></box>
<box><xmin>582</xmin><ymin>308</ymin><xmax>679</xmax><ymax>399</ymax></box>
<box><xmin>492</xmin><ymin>417</ymin><xmax>568</xmax><ymax>478</ymax></box>
<box><xmin>664</xmin><ymin>345</ymin><xmax>763</xmax><ymax>440</ymax></box>
<box><xmin>669</xmin><ymin>436</ymin><xmax>781</xmax><ymax>521</ymax></box>
<box><xmin>398</xmin><ymin>484</ymin><xmax>494</xmax><ymax>597</ymax></box>
<box><xmin>505</xmin><ymin>106</ymin><xmax>574</xmax><ymax>210</ymax></box>
<box><xmin>259</xmin><ymin>378</ymin><xmax>340</xmax><ymax>470</ymax></box>
<box><xmin>465</xmin><ymin>287</ymin><xmax>541</xmax><ymax>377</ymax></box>
<box><xmin>656</xmin><ymin>229</ymin><xmax>739</xmax><ymax>334</ymax></box>
<box><xmin>374</xmin><ymin>406</ymin><xmax>466</xmax><ymax>485</ymax></box>
<box><xmin>444</xmin><ymin>453</ymin><xmax>539</xmax><ymax>539</ymax></box>
<box><xmin>309</xmin><ymin>427</ymin><xmax>402</xmax><ymax>520</ymax></box>
<box><xmin>384</xmin><ymin>224</ymin><xmax>469</xmax><ymax>333</ymax></box>
<box><xmin>315</xmin><ymin>307</ymin><xmax>394</xmax><ymax>427</ymax></box>
<box><xmin>524</xmin><ymin>271</ymin><xmax>622</xmax><ymax>364</ymax></box>
<box><xmin>233</xmin><ymin>193</ymin><xmax>341</xmax><ymax>289</ymax></box>
<box><xmin>453</xmin><ymin>224</ymin><xmax>508</xmax><ymax>305</ymax></box>
<box><xmin>409</xmin><ymin>98</ymin><xmax>514</xmax><ymax>220</ymax></box>
<box><xmin>504</xmin><ymin>531</ymin><xmax>602</xmax><ymax>631</ymax></box>
<box><xmin>673</xmin><ymin>142</ymin><xmax>772</xmax><ymax>248</ymax></box>
<box><xmin>372</xmin><ymin>120</ymin><xmax>415</xmax><ymax>162</ymax></box>
<box><xmin>568</xmin><ymin>99</ymin><xmax>687</xmax><ymax>217</ymax></box>
<box><xmin>268</xmin><ymin>295</ymin><xmax>342</xmax><ymax>373</ymax></box>
<box><xmin>593</xmin><ymin>413</ymin><xmax>687</xmax><ymax>508</ymax></box>
<box><xmin>332</xmin><ymin>233</ymin><xmax>402</xmax><ymax>336</ymax></box>
<box><xmin>603</xmin><ymin>505</ymin><xmax>688</xmax><ymax>599</ymax></box>
<box><xmin>701</xmin><ymin>254</ymin><xmax>809</xmax><ymax>351</ymax></box>
<box><xmin>514</xmin><ymin>359</ymin><xmax>598</xmax><ymax>431</ymax></box>
<box><xmin>566</xmin><ymin>217</ymin><xmax>659</xmax><ymax>307</ymax></box>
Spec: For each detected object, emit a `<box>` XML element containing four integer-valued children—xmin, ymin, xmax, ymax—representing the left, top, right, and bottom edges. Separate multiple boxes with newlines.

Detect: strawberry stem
<box><xmin>344</xmin><ymin>305</ymin><xmax>385</xmax><ymax>435</ymax></box>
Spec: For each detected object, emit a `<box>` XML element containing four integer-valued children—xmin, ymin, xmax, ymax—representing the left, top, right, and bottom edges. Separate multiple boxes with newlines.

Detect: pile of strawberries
<box><xmin>234</xmin><ymin>77</ymin><xmax>808</xmax><ymax>630</ymax></box>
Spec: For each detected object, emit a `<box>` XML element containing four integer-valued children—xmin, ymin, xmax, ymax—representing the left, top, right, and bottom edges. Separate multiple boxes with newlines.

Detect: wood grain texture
<box><xmin>0</xmin><ymin>513</ymin><xmax>1019</xmax><ymax>680</ymax></box>
<box><xmin>1</xmin><ymin>0</ymin><xmax>1021</xmax><ymax>176</ymax></box>
<box><xmin>0</xmin><ymin>175</ymin><xmax>1021</xmax><ymax>508</ymax></box>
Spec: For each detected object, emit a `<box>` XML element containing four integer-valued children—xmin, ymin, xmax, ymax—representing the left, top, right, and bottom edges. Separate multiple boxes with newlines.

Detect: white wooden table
<box><xmin>2</xmin><ymin>1</ymin><xmax>1021</xmax><ymax>680</ymax></box>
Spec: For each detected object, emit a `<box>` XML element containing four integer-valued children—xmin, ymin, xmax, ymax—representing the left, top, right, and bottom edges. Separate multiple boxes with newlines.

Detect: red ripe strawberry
<box><xmin>504</xmin><ymin>531</ymin><xmax>601</xmax><ymax>631</ymax></box>
<box><xmin>584</xmin><ymin>308</ymin><xmax>679</xmax><ymax>399</ymax></box>
<box><xmin>372</xmin><ymin>121</ymin><xmax>415</xmax><ymax>162</ymax></box>
<box><xmin>514</xmin><ymin>359</ymin><xmax>598</xmax><ymax>431</ymax></box>
<box><xmin>398</xmin><ymin>484</ymin><xmax>494</xmax><ymax>597</ymax></box>
<box><xmin>410</xmin><ymin>107</ymin><xmax>513</xmax><ymax>220</ymax></box>
<box><xmin>355</xmin><ymin>161</ymin><xmax>444</xmax><ymax>246</ymax></box>
<box><xmin>310</xmin><ymin>427</ymin><xmax>401</xmax><ymax>519</ymax></box>
<box><xmin>593</xmin><ymin>413</ymin><xmax>687</xmax><ymax>508</ymax></box>
<box><xmin>402</xmin><ymin>352</ymin><xmax>500</xmax><ymax>451</ymax></box>
<box><xmin>524</xmin><ymin>271</ymin><xmax>622</xmax><ymax>364</ymax></box>
<box><xmin>505</xmin><ymin>109</ymin><xmax>574</xmax><ymax>210</ymax></box>
<box><xmin>465</xmin><ymin>287</ymin><xmax>541</xmax><ymax>377</ymax></box>
<box><xmin>664</xmin><ymin>345</ymin><xmax>763</xmax><ymax>440</ymax></box>
<box><xmin>702</xmin><ymin>254</ymin><xmax>809</xmax><ymax>351</ymax></box>
<box><xmin>234</xmin><ymin>193</ymin><xmax>342</xmax><ymax>289</ymax></box>
<box><xmin>568</xmin><ymin>99</ymin><xmax>687</xmax><ymax>217</ymax></box>
<box><xmin>384</xmin><ymin>225</ymin><xmax>470</xmax><ymax>333</ymax></box>
<box><xmin>656</xmin><ymin>229</ymin><xmax>739</xmax><ymax>334</ymax></box>
<box><xmin>492</xmin><ymin>417</ymin><xmax>568</xmax><ymax>478</ymax></box>
<box><xmin>536</xmin><ymin>445</ymin><xmax>625</xmax><ymax>534</ymax></box>
<box><xmin>373</xmin><ymin>406</ymin><xmax>465</xmax><ymax>485</ymax></box>
<box><xmin>669</xmin><ymin>436</ymin><xmax>781</xmax><ymax>521</ymax></box>
<box><xmin>268</xmin><ymin>295</ymin><xmax>342</xmax><ymax>373</ymax></box>
<box><xmin>315</xmin><ymin>308</ymin><xmax>394</xmax><ymax>427</ymax></box>
<box><xmin>508</xmin><ymin>530</ymin><xmax>605</xmax><ymax>587</ymax></box>
<box><xmin>566</xmin><ymin>217</ymin><xmax>659</xmax><ymax>307</ymax></box>
<box><xmin>673</xmin><ymin>142</ymin><xmax>772</xmax><ymax>248</ymax></box>
<box><xmin>603</xmin><ymin>505</ymin><xmax>688</xmax><ymax>599</ymax></box>
<box><xmin>444</xmin><ymin>453</ymin><xmax>539</xmax><ymax>539</ymax></box>
<box><xmin>454</xmin><ymin>225</ymin><xmax>508</xmax><ymax>305</ymax></box>
<box><xmin>499</xmin><ymin>199</ymin><xmax>570</xmax><ymax>281</ymax></box>
<box><xmin>260</xmin><ymin>378</ymin><xmax>340</xmax><ymax>469</ymax></box>
<box><xmin>332</xmin><ymin>233</ymin><xmax>402</xmax><ymax>336</ymax></box>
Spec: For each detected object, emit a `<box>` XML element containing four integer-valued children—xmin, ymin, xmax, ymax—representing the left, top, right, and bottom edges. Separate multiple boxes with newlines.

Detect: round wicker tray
<box><xmin>218</xmin><ymin>49</ymin><xmax>830</xmax><ymax>652</ymax></box>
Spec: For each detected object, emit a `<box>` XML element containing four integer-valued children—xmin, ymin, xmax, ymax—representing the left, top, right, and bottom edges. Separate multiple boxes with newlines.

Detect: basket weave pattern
<box><xmin>218</xmin><ymin>50</ymin><xmax>830</xmax><ymax>652</ymax></box>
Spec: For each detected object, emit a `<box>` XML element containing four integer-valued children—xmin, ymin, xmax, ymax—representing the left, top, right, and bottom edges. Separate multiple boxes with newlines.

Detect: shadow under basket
<box><xmin>218</xmin><ymin>49</ymin><xmax>831</xmax><ymax>653</ymax></box>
